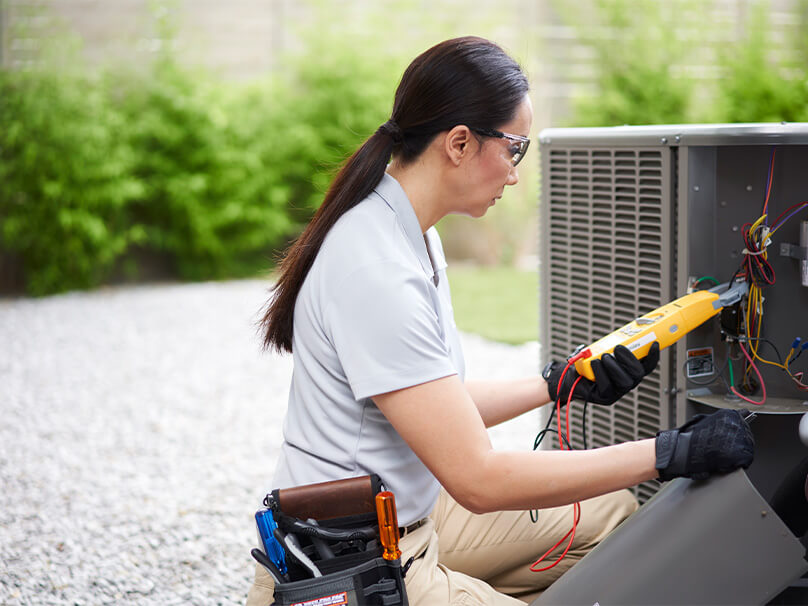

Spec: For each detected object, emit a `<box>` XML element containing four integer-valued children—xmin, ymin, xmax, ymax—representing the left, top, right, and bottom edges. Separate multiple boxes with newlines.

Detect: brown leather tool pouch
<box><xmin>271</xmin><ymin>474</ymin><xmax>383</xmax><ymax>521</ymax></box>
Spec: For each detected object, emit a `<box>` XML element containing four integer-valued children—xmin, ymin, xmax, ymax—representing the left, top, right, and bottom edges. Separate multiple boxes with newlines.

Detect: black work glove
<box><xmin>655</xmin><ymin>408</ymin><xmax>754</xmax><ymax>481</ymax></box>
<box><xmin>542</xmin><ymin>343</ymin><xmax>660</xmax><ymax>406</ymax></box>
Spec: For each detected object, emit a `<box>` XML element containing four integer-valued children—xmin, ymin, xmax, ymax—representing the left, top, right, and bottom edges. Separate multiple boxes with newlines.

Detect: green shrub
<box><xmin>114</xmin><ymin>59</ymin><xmax>295</xmax><ymax>281</ymax></box>
<box><xmin>0</xmin><ymin>31</ymin><xmax>399</xmax><ymax>293</ymax></box>
<box><xmin>560</xmin><ymin>0</ymin><xmax>699</xmax><ymax>127</ymax></box>
<box><xmin>0</xmin><ymin>67</ymin><xmax>144</xmax><ymax>295</ymax></box>
<box><xmin>711</xmin><ymin>2</ymin><xmax>808</xmax><ymax>123</ymax></box>
<box><xmin>559</xmin><ymin>0</ymin><xmax>808</xmax><ymax>127</ymax></box>
<box><xmin>265</xmin><ymin>38</ymin><xmax>401</xmax><ymax>221</ymax></box>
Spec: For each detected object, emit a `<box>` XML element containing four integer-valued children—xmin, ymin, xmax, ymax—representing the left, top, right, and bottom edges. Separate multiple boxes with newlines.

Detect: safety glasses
<box><xmin>470</xmin><ymin>127</ymin><xmax>531</xmax><ymax>167</ymax></box>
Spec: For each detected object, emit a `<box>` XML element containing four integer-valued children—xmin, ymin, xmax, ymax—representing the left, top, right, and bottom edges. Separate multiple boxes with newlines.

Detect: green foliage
<box><xmin>0</xmin><ymin>9</ymin><xmax>400</xmax><ymax>294</ymax></box>
<box><xmin>560</xmin><ymin>0</ymin><xmax>808</xmax><ymax>127</ymax></box>
<box><xmin>560</xmin><ymin>0</ymin><xmax>698</xmax><ymax>127</ymax></box>
<box><xmin>0</xmin><ymin>0</ymin><xmax>542</xmax><ymax>293</ymax></box>
<box><xmin>258</xmin><ymin>38</ymin><xmax>400</xmax><ymax>222</ymax></box>
<box><xmin>711</xmin><ymin>2</ymin><xmax>808</xmax><ymax>123</ymax></box>
<box><xmin>113</xmin><ymin>59</ymin><xmax>294</xmax><ymax>281</ymax></box>
<box><xmin>0</xmin><ymin>67</ymin><xmax>144</xmax><ymax>295</ymax></box>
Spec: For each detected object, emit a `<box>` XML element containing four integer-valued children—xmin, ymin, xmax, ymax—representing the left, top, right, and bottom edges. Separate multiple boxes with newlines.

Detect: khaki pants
<box><xmin>246</xmin><ymin>488</ymin><xmax>638</xmax><ymax>606</ymax></box>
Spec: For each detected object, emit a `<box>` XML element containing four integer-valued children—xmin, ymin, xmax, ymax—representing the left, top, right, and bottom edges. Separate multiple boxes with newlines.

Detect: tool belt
<box><xmin>253</xmin><ymin>474</ymin><xmax>409</xmax><ymax>606</ymax></box>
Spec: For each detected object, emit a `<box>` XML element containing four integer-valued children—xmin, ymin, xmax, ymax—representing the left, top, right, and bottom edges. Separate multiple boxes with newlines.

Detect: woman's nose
<box><xmin>506</xmin><ymin>166</ymin><xmax>519</xmax><ymax>186</ymax></box>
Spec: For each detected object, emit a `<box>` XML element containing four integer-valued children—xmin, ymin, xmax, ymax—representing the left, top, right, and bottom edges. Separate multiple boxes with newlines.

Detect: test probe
<box><xmin>573</xmin><ymin>280</ymin><xmax>750</xmax><ymax>380</ymax></box>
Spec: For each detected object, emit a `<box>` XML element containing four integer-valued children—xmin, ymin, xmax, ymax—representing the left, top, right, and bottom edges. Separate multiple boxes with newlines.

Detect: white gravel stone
<box><xmin>0</xmin><ymin>279</ymin><xmax>542</xmax><ymax>605</ymax></box>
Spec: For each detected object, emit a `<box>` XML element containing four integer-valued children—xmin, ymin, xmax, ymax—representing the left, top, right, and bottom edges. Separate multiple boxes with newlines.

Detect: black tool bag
<box><xmin>258</xmin><ymin>475</ymin><xmax>408</xmax><ymax>606</ymax></box>
<box><xmin>272</xmin><ymin>553</ymin><xmax>407</xmax><ymax>606</ymax></box>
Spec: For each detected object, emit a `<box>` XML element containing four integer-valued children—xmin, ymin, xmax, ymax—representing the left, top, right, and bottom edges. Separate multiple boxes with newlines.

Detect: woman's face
<box><xmin>456</xmin><ymin>94</ymin><xmax>533</xmax><ymax>218</ymax></box>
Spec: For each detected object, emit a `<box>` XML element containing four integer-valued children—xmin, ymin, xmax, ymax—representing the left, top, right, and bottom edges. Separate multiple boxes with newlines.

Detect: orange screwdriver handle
<box><xmin>375</xmin><ymin>491</ymin><xmax>402</xmax><ymax>561</ymax></box>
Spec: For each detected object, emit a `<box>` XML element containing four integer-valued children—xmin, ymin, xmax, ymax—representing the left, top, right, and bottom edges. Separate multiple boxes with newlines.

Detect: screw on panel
<box><xmin>732</xmin><ymin>225</ymin><xmax>739</xmax><ymax>232</ymax></box>
<box><xmin>720</xmin><ymin>200</ymin><xmax>727</xmax><ymax>207</ymax></box>
<box><xmin>661</xmin><ymin>137</ymin><xmax>668</xmax><ymax>144</ymax></box>
<box><xmin>746</xmin><ymin>185</ymin><xmax>753</xmax><ymax>191</ymax></box>
<box><xmin>693</xmin><ymin>185</ymin><xmax>700</xmax><ymax>192</ymax></box>
<box><xmin>675</xmin><ymin>135</ymin><xmax>681</xmax><ymax>143</ymax></box>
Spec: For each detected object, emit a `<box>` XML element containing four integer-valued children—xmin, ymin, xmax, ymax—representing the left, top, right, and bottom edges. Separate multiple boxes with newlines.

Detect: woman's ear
<box><xmin>443</xmin><ymin>125</ymin><xmax>473</xmax><ymax>167</ymax></box>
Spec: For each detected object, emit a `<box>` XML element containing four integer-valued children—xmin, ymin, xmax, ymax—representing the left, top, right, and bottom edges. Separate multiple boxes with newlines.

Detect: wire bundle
<box><xmin>729</xmin><ymin>149</ymin><xmax>808</xmax><ymax>399</ymax></box>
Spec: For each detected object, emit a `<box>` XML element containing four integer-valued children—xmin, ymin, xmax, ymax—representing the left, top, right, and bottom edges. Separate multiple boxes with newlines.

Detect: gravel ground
<box><xmin>0</xmin><ymin>279</ymin><xmax>542</xmax><ymax>605</ymax></box>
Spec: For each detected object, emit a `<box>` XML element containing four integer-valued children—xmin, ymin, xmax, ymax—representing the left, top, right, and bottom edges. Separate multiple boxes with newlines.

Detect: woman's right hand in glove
<box><xmin>543</xmin><ymin>343</ymin><xmax>660</xmax><ymax>406</ymax></box>
<box><xmin>655</xmin><ymin>408</ymin><xmax>755</xmax><ymax>481</ymax></box>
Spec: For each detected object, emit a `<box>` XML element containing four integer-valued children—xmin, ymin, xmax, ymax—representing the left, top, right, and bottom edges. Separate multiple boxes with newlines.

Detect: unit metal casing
<box><xmin>539</xmin><ymin>123</ymin><xmax>808</xmax><ymax>502</ymax></box>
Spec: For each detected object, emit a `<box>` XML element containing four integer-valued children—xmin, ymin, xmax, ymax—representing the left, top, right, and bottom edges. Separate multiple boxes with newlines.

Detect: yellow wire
<box><xmin>747</xmin><ymin>289</ymin><xmax>755</xmax><ymax>382</ymax></box>
<box><xmin>745</xmin><ymin>214</ymin><xmax>770</xmax><ymax>263</ymax></box>
<box><xmin>740</xmin><ymin>212</ymin><xmax>796</xmax><ymax>387</ymax></box>
<box><xmin>747</xmin><ymin>288</ymin><xmax>776</xmax><ymax>367</ymax></box>
<box><xmin>757</xmin><ymin>352</ymin><xmax>801</xmax><ymax>376</ymax></box>
<box><xmin>748</xmin><ymin>214</ymin><xmax>767</xmax><ymax>239</ymax></box>
<box><xmin>745</xmin><ymin>284</ymin><xmax>799</xmax><ymax>377</ymax></box>
<box><xmin>738</xmin><ymin>209</ymin><xmax>808</xmax><ymax>386</ymax></box>
<box><xmin>742</xmin><ymin>217</ymin><xmax>773</xmax><ymax>380</ymax></box>
<box><xmin>743</xmin><ymin>287</ymin><xmax>754</xmax><ymax>386</ymax></box>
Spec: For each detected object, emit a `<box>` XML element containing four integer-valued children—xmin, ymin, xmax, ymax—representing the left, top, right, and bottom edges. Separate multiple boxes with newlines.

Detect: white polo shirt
<box><xmin>272</xmin><ymin>172</ymin><xmax>466</xmax><ymax>524</ymax></box>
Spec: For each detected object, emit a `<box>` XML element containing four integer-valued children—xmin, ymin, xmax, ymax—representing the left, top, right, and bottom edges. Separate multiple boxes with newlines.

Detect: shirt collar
<box><xmin>373</xmin><ymin>172</ymin><xmax>436</xmax><ymax>281</ymax></box>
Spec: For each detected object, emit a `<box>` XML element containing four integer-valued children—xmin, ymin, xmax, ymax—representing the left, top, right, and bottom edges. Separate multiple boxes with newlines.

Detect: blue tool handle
<box><xmin>255</xmin><ymin>509</ymin><xmax>288</xmax><ymax>575</ymax></box>
<box><xmin>251</xmin><ymin>548</ymin><xmax>287</xmax><ymax>584</ymax></box>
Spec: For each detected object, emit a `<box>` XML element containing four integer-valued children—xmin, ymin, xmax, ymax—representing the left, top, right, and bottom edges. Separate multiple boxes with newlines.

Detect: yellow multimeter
<box><xmin>573</xmin><ymin>282</ymin><xmax>747</xmax><ymax>381</ymax></box>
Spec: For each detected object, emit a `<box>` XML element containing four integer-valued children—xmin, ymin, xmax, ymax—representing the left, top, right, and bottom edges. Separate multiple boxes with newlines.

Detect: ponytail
<box><xmin>260</xmin><ymin>37</ymin><xmax>528</xmax><ymax>353</ymax></box>
<box><xmin>261</xmin><ymin>127</ymin><xmax>398</xmax><ymax>353</ymax></box>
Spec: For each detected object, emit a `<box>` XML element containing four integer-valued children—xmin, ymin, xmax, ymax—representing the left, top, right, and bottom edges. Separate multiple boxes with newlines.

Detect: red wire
<box><xmin>741</xmin><ymin>221</ymin><xmax>775</xmax><ymax>286</ymax></box>
<box><xmin>532</xmin><ymin>373</ymin><xmax>584</xmax><ymax>572</ymax></box>
<box><xmin>770</xmin><ymin>201</ymin><xmax>808</xmax><ymax>230</ymax></box>
<box><xmin>791</xmin><ymin>372</ymin><xmax>808</xmax><ymax>391</ymax></box>
<box><xmin>731</xmin><ymin>340</ymin><xmax>767</xmax><ymax>405</ymax></box>
<box><xmin>566</xmin><ymin>376</ymin><xmax>583</xmax><ymax>447</ymax></box>
<box><xmin>530</xmin><ymin>502</ymin><xmax>581</xmax><ymax>572</ymax></box>
<box><xmin>763</xmin><ymin>149</ymin><xmax>775</xmax><ymax>216</ymax></box>
<box><xmin>555</xmin><ymin>361</ymin><xmax>574</xmax><ymax>450</ymax></box>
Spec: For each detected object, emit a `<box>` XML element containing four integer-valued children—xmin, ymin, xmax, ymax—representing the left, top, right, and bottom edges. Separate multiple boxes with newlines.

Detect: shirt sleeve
<box><xmin>325</xmin><ymin>260</ymin><xmax>458</xmax><ymax>400</ymax></box>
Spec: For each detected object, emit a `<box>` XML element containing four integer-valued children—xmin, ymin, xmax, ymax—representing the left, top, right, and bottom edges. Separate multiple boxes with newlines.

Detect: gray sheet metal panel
<box><xmin>674</xmin><ymin>146</ymin><xmax>692</xmax><ymax>427</ymax></box>
<box><xmin>674</xmin><ymin>146</ymin><xmax>719</xmax><ymax>426</ymax></box>
<box><xmin>539</xmin><ymin>123</ymin><xmax>808</xmax><ymax>148</ymax></box>
<box><xmin>531</xmin><ymin>470</ymin><xmax>808</xmax><ymax>606</ymax></box>
<box><xmin>538</xmin><ymin>144</ymin><xmax>675</xmax><ymax>502</ymax></box>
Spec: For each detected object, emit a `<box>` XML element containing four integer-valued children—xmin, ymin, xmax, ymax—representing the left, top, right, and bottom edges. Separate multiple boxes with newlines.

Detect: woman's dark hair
<box><xmin>261</xmin><ymin>36</ymin><xmax>529</xmax><ymax>353</ymax></box>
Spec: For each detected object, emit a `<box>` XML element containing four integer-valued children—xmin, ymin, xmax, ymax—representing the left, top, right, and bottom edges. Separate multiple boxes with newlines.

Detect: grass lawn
<box><xmin>446</xmin><ymin>265</ymin><xmax>539</xmax><ymax>345</ymax></box>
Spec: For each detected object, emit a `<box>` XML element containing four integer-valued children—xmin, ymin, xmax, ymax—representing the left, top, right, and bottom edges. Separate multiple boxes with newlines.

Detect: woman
<box><xmin>248</xmin><ymin>37</ymin><xmax>753</xmax><ymax>605</ymax></box>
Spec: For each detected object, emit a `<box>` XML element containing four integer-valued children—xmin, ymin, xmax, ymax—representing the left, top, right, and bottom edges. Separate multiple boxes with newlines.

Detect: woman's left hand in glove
<box><xmin>542</xmin><ymin>342</ymin><xmax>660</xmax><ymax>406</ymax></box>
